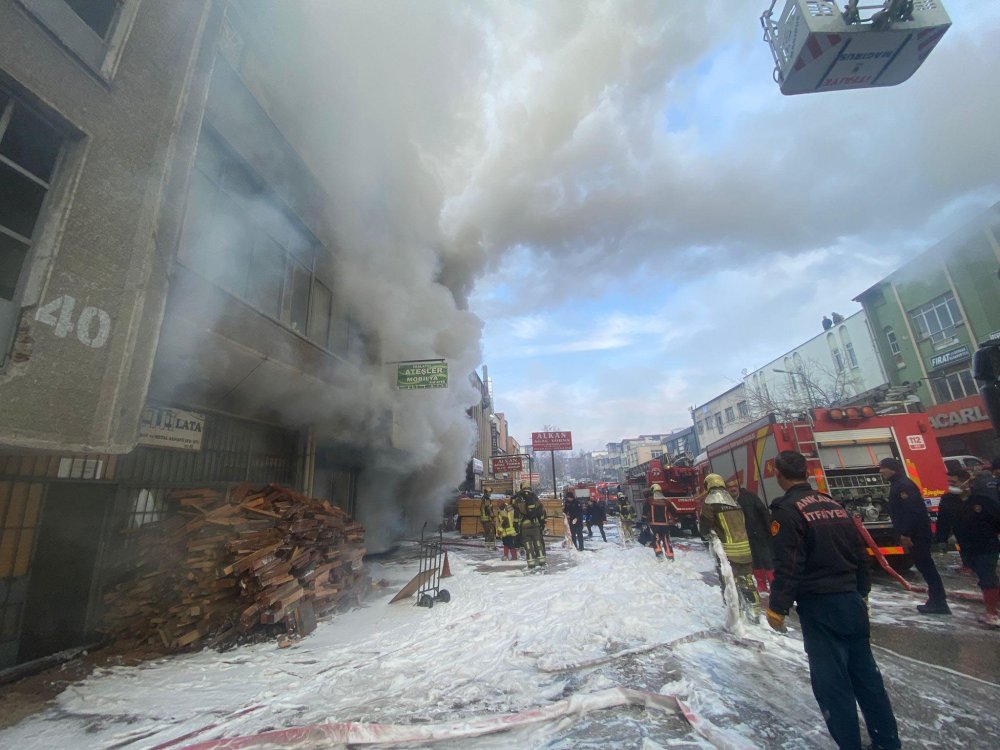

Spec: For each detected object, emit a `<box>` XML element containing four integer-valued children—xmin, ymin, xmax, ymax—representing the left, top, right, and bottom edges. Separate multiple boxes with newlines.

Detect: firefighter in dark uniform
<box><xmin>879</xmin><ymin>457</ymin><xmax>950</xmax><ymax>614</ymax></box>
<box><xmin>513</xmin><ymin>482</ymin><xmax>547</xmax><ymax>570</ymax></box>
<box><xmin>767</xmin><ymin>450</ymin><xmax>901</xmax><ymax>750</ymax></box>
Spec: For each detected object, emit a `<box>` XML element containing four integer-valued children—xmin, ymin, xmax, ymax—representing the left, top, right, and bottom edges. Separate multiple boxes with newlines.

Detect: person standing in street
<box><xmin>563</xmin><ymin>488</ymin><xmax>585</xmax><ymax>551</ymax></box>
<box><xmin>496</xmin><ymin>499</ymin><xmax>518</xmax><ymax>561</ymax></box>
<box><xmin>879</xmin><ymin>457</ymin><xmax>950</xmax><ymax>615</ymax></box>
<box><xmin>699</xmin><ymin>474</ymin><xmax>758</xmax><ymax>617</ymax></box>
<box><xmin>727</xmin><ymin>477</ymin><xmax>774</xmax><ymax>592</ymax></box>
<box><xmin>589</xmin><ymin>496</ymin><xmax>608</xmax><ymax>542</ymax></box>
<box><xmin>480</xmin><ymin>490</ymin><xmax>496</xmax><ymax>550</ymax></box>
<box><xmin>513</xmin><ymin>482</ymin><xmax>547</xmax><ymax>571</ymax></box>
<box><xmin>934</xmin><ymin>469</ymin><xmax>970</xmax><ymax>562</ymax></box>
<box><xmin>616</xmin><ymin>492</ymin><xmax>635</xmax><ymax>543</ymax></box>
<box><xmin>955</xmin><ymin>472</ymin><xmax>1000</xmax><ymax>627</ymax></box>
<box><xmin>767</xmin><ymin>450</ymin><xmax>901</xmax><ymax>750</ymax></box>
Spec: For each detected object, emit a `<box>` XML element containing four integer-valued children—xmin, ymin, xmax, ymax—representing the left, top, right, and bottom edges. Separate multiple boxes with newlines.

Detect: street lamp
<box><xmin>773</xmin><ymin>368</ymin><xmax>817</xmax><ymax>410</ymax></box>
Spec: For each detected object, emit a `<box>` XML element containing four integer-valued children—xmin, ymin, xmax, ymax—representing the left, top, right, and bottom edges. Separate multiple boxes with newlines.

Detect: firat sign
<box><xmin>927</xmin><ymin>395</ymin><xmax>993</xmax><ymax>436</ymax></box>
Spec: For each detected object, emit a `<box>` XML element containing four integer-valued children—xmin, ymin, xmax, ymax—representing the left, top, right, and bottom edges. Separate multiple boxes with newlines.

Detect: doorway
<box><xmin>17</xmin><ymin>483</ymin><xmax>113</xmax><ymax>663</ymax></box>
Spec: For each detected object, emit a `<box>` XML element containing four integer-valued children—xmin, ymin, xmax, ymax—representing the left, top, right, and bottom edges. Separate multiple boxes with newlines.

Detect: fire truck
<box><xmin>624</xmin><ymin>457</ymin><xmax>701</xmax><ymax>535</ymax></box>
<box><xmin>701</xmin><ymin>407</ymin><xmax>948</xmax><ymax>570</ymax></box>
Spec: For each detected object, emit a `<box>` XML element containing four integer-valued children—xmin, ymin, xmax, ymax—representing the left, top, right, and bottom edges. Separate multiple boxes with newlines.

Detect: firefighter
<box><xmin>616</xmin><ymin>492</ymin><xmax>635</xmax><ymax>542</ymax></box>
<box><xmin>767</xmin><ymin>450</ymin><xmax>901</xmax><ymax>750</ymax></box>
<box><xmin>496</xmin><ymin>499</ymin><xmax>518</xmax><ymax>561</ymax></box>
<box><xmin>699</xmin><ymin>473</ymin><xmax>759</xmax><ymax>618</ymax></box>
<box><xmin>589</xmin><ymin>496</ymin><xmax>608</xmax><ymax>542</ymax></box>
<box><xmin>513</xmin><ymin>482</ymin><xmax>547</xmax><ymax>571</ymax></box>
<box><xmin>646</xmin><ymin>484</ymin><xmax>674</xmax><ymax>560</ymax></box>
<box><xmin>563</xmin><ymin>488</ymin><xmax>585</xmax><ymax>551</ymax></box>
<box><xmin>954</xmin><ymin>472</ymin><xmax>1000</xmax><ymax>628</ymax></box>
<box><xmin>480</xmin><ymin>490</ymin><xmax>496</xmax><ymax>550</ymax></box>
<box><xmin>879</xmin><ymin>457</ymin><xmax>950</xmax><ymax>614</ymax></box>
<box><xmin>726</xmin><ymin>477</ymin><xmax>773</xmax><ymax>592</ymax></box>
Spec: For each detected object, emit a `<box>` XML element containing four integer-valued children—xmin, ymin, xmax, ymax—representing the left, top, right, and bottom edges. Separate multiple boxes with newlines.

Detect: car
<box><xmin>942</xmin><ymin>455</ymin><xmax>988</xmax><ymax>474</ymax></box>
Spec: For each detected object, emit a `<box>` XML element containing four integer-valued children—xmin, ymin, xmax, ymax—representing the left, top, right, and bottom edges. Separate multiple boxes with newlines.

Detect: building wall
<box><xmin>693</xmin><ymin>384</ymin><xmax>751</xmax><ymax>451</ymax></box>
<box><xmin>856</xmin><ymin>202</ymin><xmax>1000</xmax><ymax>456</ymax></box>
<box><xmin>743</xmin><ymin>310</ymin><xmax>887</xmax><ymax>416</ymax></box>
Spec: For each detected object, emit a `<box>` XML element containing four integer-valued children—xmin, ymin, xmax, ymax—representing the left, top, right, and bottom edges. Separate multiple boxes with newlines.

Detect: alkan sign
<box><xmin>532</xmin><ymin>431</ymin><xmax>573</xmax><ymax>451</ymax></box>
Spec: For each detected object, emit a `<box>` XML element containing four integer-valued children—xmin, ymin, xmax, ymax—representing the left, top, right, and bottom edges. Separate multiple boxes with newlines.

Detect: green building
<box><xmin>855</xmin><ymin>202</ymin><xmax>1000</xmax><ymax>459</ymax></box>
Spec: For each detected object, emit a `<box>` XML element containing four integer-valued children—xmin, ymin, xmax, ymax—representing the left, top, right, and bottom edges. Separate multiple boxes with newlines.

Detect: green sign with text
<box><xmin>397</xmin><ymin>362</ymin><xmax>448</xmax><ymax>390</ymax></box>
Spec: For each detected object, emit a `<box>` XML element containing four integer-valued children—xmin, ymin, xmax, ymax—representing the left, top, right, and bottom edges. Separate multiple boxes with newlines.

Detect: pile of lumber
<box><xmin>101</xmin><ymin>483</ymin><xmax>367</xmax><ymax>652</ymax></box>
<box><xmin>456</xmin><ymin>496</ymin><xmax>565</xmax><ymax>537</ymax></box>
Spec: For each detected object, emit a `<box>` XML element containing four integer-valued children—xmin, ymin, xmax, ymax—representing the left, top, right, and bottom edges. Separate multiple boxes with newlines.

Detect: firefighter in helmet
<box><xmin>616</xmin><ymin>491</ymin><xmax>635</xmax><ymax>543</ymax></box>
<box><xmin>513</xmin><ymin>481</ymin><xmax>547</xmax><ymax>571</ymax></box>
<box><xmin>699</xmin><ymin>473</ymin><xmax>760</xmax><ymax>621</ymax></box>
<box><xmin>645</xmin><ymin>483</ymin><xmax>674</xmax><ymax>560</ymax></box>
<box><xmin>480</xmin><ymin>490</ymin><xmax>497</xmax><ymax>550</ymax></box>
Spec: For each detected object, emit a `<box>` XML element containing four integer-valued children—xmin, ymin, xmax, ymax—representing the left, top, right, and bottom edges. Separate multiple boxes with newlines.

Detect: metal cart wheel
<box><xmin>418</xmin><ymin>593</ymin><xmax>435</xmax><ymax>608</ymax></box>
<box><xmin>436</xmin><ymin>589</ymin><xmax>451</xmax><ymax>603</ymax></box>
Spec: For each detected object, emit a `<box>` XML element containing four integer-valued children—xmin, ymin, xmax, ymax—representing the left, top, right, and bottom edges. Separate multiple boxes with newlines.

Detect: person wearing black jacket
<box><xmin>955</xmin><ymin>472</ymin><xmax>1000</xmax><ymax>627</ymax></box>
<box><xmin>563</xmin><ymin>489</ymin><xmax>585</xmax><ymax>551</ymax></box>
<box><xmin>935</xmin><ymin>469</ymin><xmax>970</xmax><ymax>561</ymax></box>
<box><xmin>727</xmin><ymin>478</ymin><xmax>773</xmax><ymax>592</ymax></box>
<box><xmin>589</xmin><ymin>497</ymin><xmax>608</xmax><ymax>541</ymax></box>
<box><xmin>879</xmin><ymin>457</ymin><xmax>950</xmax><ymax>614</ymax></box>
<box><xmin>767</xmin><ymin>451</ymin><xmax>900</xmax><ymax>750</ymax></box>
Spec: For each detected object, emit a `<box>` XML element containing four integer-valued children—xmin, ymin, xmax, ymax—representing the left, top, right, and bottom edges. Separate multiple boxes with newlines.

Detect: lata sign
<box><xmin>490</xmin><ymin>455</ymin><xmax>523</xmax><ymax>473</ymax></box>
<box><xmin>138</xmin><ymin>405</ymin><xmax>205</xmax><ymax>451</ymax></box>
<box><xmin>396</xmin><ymin>361</ymin><xmax>448</xmax><ymax>390</ymax></box>
<box><xmin>532</xmin><ymin>431</ymin><xmax>572</xmax><ymax>451</ymax></box>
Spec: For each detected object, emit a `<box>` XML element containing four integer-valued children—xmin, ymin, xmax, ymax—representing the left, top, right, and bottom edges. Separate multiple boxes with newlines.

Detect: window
<box><xmin>884</xmin><ymin>325</ymin><xmax>904</xmax><ymax>365</ymax></box>
<box><xmin>725</xmin><ymin>406</ymin><xmax>735</xmax><ymax>423</ymax></box>
<box><xmin>181</xmin><ymin>128</ymin><xmax>337</xmax><ymax>349</ymax></box>
<box><xmin>126</xmin><ymin>488</ymin><xmax>167</xmax><ymax>529</ymax></box>
<box><xmin>18</xmin><ymin>0</ymin><xmax>132</xmax><ymax>76</ymax></box>
<box><xmin>930</xmin><ymin>367</ymin><xmax>977</xmax><ymax>403</ymax></box>
<box><xmin>652</xmin><ymin>450</ymin><xmax>662</xmax><ymax>458</ymax></box>
<box><xmin>0</xmin><ymin>92</ymin><xmax>65</xmax><ymax>367</ymax></box>
<box><xmin>910</xmin><ymin>293</ymin><xmax>963</xmax><ymax>348</ymax></box>
<box><xmin>715</xmin><ymin>413</ymin><xmax>724</xmax><ymax>432</ymax></box>
<box><xmin>737</xmin><ymin>400</ymin><xmax>749</xmax><ymax>418</ymax></box>
<box><xmin>697</xmin><ymin>420</ymin><xmax>704</xmax><ymax>435</ymax></box>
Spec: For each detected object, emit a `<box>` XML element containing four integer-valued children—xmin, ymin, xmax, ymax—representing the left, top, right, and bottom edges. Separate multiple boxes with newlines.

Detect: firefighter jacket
<box><xmin>699</xmin><ymin>488</ymin><xmax>752</xmax><ymax>565</ymax></box>
<box><xmin>496</xmin><ymin>505</ymin><xmax>517</xmax><ymax>538</ymax></box>
<box><xmin>514</xmin><ymin>489</ymin><xmax>546</xmax><ymax>528</ymax></box>
<box><xmin>617</xmin><ymin>497</ymin><xmax>635</xmax><ymax>520</ymax></box>
<box><xmin>736</xmin><ymin>488</ymin><xmax>773</xmax><ymax>569</ymax></box>
<box><xmin>886</xmin><ymin>473</ymin><xmax>932</xmax><ymax>542</ymax></box>
<box><xmin>954</xmin><ymin>491</ymin><xmax>1000</xmax><ymax>556</ymax></box>
<box><xmin>935</xmin><ymin>489</ymin><xmax>965</xmax><ymax>545</ymax></box>
<box><xmin>768</xmin><ymin>482</ymin><xmax>871</xmax><ymax>616</ymax></box>
<box><xmin>480</xmin><ymin>496</ymin><xmax>495</xmax><ymax>523</ymax></box>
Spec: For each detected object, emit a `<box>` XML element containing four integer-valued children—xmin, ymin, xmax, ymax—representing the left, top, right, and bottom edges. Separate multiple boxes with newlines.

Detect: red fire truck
<box><xmin>624</xmin><ymin>457</ymin><xmax>701</xmax><ymax>534</ymax></box>
<box><xmin>701</xmin><ymin>407</ymin><xmax>948</xmax><ymax>570</ymax></box>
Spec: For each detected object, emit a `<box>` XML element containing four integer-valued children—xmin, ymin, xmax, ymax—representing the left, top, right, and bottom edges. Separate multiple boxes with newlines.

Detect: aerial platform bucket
<box><xmin>761</xmin><ymin>1</ymin><xmax>951</xmax><ymax>95</ymax></box>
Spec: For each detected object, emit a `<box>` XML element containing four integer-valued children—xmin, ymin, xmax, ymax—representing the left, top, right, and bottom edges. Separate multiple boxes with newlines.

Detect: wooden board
<box><xmin>388</xmin><ymin>569</ymin><xmax>435</xmax><ymax>604</ymax></box>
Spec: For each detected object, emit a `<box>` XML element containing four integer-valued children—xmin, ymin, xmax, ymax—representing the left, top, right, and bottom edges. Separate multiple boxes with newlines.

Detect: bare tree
<box><xmin>745</xmin><ymin>358</ymin><xmax>858</xmax><ymax>421</ymax></box>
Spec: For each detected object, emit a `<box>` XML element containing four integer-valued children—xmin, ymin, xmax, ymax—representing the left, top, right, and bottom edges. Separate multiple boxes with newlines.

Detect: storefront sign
<box><xmin>927</xmin><ymin>394</ymin><xmax>994</xmax><ymax>437</ymax></box>
<box><xmin>471</xmin><ymin>458</ymin><xmax>484</xmax><ymax>475</ymax></box>
<box><xmin>532</xmin><ymin>431</ymin><xmax>573</xmax><ymax>451</ymax></box>
<box><xmin>396</xmin><ymin>361</ymin><xmax>448</xmax><ymax>390</ymax></box>
<box><xmin>929</xmin><ymin>346</ymin><xmax>970</xmax><ymax>370</ymax></box>
<box><xmin>138</xmin><ymin>405</ymin><xmax>205</xmax><ymax>451</ymax></box>
<box><xmin>490</xmin><ymin>455</ymin><xmax>523</xmax><ymax>473</ymax></box>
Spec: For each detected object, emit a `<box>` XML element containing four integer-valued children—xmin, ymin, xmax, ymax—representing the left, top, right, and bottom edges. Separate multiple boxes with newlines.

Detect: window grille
<box><xmin>909</xmin><ymin>293</ymin><xmax>962</xmax><ymax>348</ymax></box>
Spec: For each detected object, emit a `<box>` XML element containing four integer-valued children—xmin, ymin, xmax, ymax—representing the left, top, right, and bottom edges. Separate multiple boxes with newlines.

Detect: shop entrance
<box><xmin>17</xmin><ymin>483</ymin><xmax>113</xmax><ymax>663</ymax></box>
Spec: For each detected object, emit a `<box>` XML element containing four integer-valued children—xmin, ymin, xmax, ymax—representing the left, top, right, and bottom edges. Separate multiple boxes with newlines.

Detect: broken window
<box><xmin>308</xmin><ymin>280</ymin><xmax>332</xmax><ymax>347</ymax></box>
<box><xmin>0</xmin><ymin>92</ymin><xmax>64</xmax><ymax>367</ymax></box>
<box><xmin>126</xmin><ymin>488</ymin><xmax>166</xmax><ymax>529</ymax></box>
<box><xmin>62</xmin><ymin>0</ymin><xmax>122</xmax><ymax>39</ymax></box>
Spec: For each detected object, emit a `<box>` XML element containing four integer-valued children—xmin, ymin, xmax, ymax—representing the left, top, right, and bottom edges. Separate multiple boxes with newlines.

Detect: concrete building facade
<box><xmin>855</xmin><ymin>203</ymin><xmax>1000</xmax><ymax>458</ymax></box>
<box><xmin>0</xmin><ymin>0</ymin><xmax>401</xmax><ymax>667</ymax></box>
<box><xmin>693</xmin><ymin>384</ymin><xmax>751</xmax><ymax>452</ymax></box>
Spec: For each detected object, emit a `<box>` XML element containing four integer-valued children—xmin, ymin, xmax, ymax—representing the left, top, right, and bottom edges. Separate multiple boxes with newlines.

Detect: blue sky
<box><xmin>459</xmin><ymin>1</ymin><xmax>1000</xmax><ymax>452</ymax></box>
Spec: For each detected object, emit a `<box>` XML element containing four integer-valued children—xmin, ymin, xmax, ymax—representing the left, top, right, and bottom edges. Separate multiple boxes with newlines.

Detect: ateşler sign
<box><xmin>138</xmin><ymin>405</ymin><xmax>205</xmax><ymax>451</ymax></box>
<box><xmin>397</xmin><ymin>361</ymin><xmax>448</xmax><ymax>390</ymax></box>
<box><xmin>532</xmin><ymin>431</ymin><xmax>573</xmax><ymax>451</ymax></box>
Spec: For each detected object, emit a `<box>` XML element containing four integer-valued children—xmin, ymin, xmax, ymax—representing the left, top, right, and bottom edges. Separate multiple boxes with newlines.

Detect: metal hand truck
<box><xmin>416</xmin><ymin>523</ymin><xmax>451</xmax><ymax>608</ymax></box>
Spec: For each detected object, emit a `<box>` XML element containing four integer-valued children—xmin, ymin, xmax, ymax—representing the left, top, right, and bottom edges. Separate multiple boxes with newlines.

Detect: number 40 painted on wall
<box><xmin>34</xmin><ymin>295</ymin><xmax>112</xmax><ymax>349</ymax></box>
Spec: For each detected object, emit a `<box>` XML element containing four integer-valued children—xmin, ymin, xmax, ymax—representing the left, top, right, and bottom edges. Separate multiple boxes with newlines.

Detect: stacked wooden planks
<box><xmin>101</xmin><ymin>483</ymin><xmax>367</xmax><ymax>652</ymax></box>
<box><xmin>456</xmin><ymin>496</ymin><xmax>565</xmax><ymax>537</ymax></box>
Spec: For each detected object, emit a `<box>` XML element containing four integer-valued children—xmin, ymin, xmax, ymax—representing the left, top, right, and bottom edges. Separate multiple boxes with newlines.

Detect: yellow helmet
<box><xmin>520</xmin><ymin>481</ymin><xmax>530</xmax><ymax>490</ymax></box>
<box><xmin>704</xmin><ymin>473</ymin><xmax>726</xmax><ymax>491</ymax></box>
<box><xmin>650</xmin><ymin>483</ymin><xmax>662</xmax><ymax>493</ymax></box>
